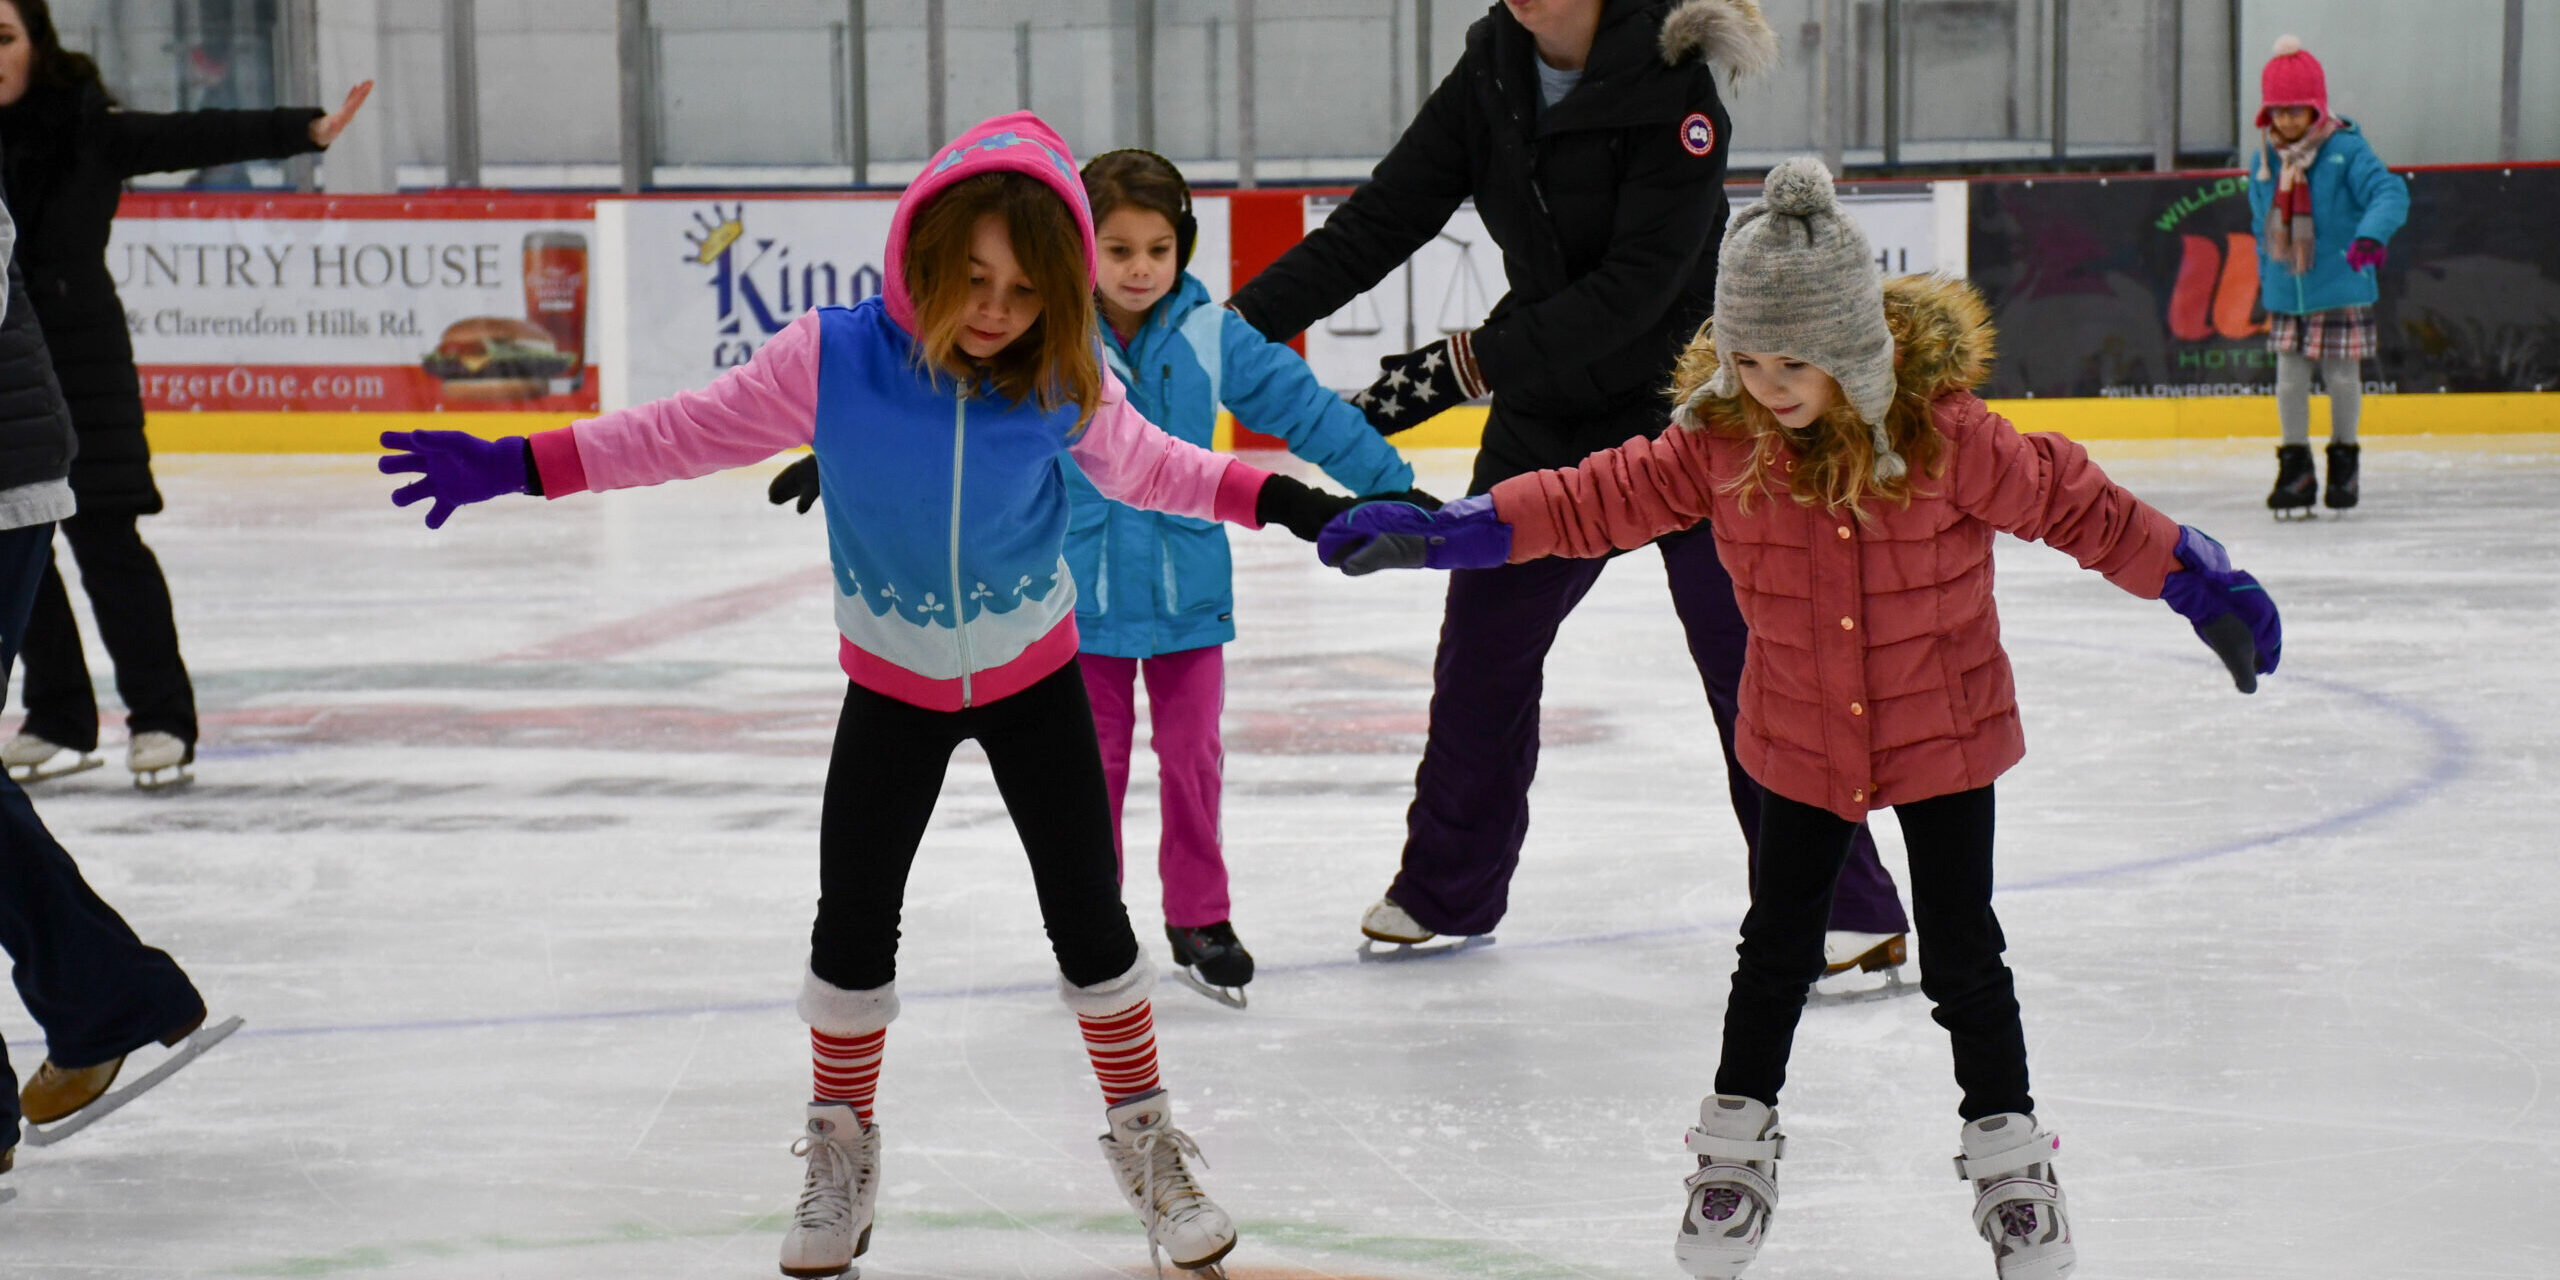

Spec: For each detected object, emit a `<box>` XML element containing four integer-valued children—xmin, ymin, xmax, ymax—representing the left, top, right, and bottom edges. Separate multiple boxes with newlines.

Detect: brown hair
<box><xmin>2</xmin><ymin>0</ymin><xmax>111</xmax><ymax>99</ymax></box>
<box><xmin>1669</xmin><ymin>319</ymin><xmax>1945</xmax><ymax>521</ymax></box>
<box><xmin>1081</xmin><ymin>150</ymin><xmax>1190</xmax><ymax>237</ymax></box>
<box><xmin>901</xmin><ymin>170</ymin><xmax>1101</xmax><ymax>425</ymax></box>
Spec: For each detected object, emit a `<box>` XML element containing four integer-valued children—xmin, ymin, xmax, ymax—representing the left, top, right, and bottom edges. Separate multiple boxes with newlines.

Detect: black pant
<box><xmin>811</xmin><ymin>663</ymin><xmax>1141</xmax><ymax>993</ymax></box>
<box><xmin>19</xmin><ymin>511</ymin><xmax>198</xmax><ymax>750</ymax></box>
<box><xmin>0</xmin><ymin>523</ymin><xmax>205</xmax><ymax>1138</ymax></box>
<box><xmin>1715</xmin><ymin>784</ymin><xmax>2032</xmax><ymax>1121</ymax></box>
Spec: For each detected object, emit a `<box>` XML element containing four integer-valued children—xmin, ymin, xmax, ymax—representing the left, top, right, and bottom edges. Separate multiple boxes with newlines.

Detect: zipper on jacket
<box><xmin>950</xmin><ymin>391</ymin><xmax>974</xmax><ymax>706</ymax></box>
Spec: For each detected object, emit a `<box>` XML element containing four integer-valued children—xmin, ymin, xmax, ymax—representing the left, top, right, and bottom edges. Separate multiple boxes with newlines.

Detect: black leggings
<box><xmin>20</xmin><ymin>511</ymin><xmax>198</xmax><ymax>750</ymax></box>
<box><xmin>1714</xmin><ymin>784</ymin><xmax>2033</xmax><ymax>1121</ymax></box>
<box><xmin>810</xmin><ymin>663</ymin><xmax>1140</xmax><ymax>993</ymax></box>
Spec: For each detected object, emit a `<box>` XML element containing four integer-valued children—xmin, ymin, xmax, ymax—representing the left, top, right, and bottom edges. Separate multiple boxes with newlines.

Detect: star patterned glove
<box><xmin>1350</xmin><ymin>331</ymin><xmax>1487</xmax><ymax>435</ymax></box>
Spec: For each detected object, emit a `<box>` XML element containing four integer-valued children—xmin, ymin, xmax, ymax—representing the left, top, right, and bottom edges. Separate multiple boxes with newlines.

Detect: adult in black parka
<box><xmin>0</xmin><ymin>0</ymin><xmax>368</xmax><ymax>781</ymax></box>
<box><xmin>1229</xmin><ymin>0</ymin><xmax>1909</xmax><ymax>959</ymax></box>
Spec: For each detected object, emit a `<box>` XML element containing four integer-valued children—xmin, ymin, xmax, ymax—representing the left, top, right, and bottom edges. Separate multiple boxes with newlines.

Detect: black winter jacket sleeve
<box><xmin>105</xmin><ymin>106</ymin><xmax>326</xmax><ymax>180</ymax></box>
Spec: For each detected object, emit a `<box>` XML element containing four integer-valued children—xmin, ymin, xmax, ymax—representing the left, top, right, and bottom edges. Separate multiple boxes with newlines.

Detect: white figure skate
<box><xmin>127</xmin><ymin>732</ymin><xmax>194</xmax><ymax>790</ymax></box>
<box><xmin>779</xmin><ymin>1103</ymin><xmax>879</xmax><ymax>1278</ymax></box>
<box><xmin>1097</xmin><ymin>1091</ymin><xmax>1235</xmax><ymax>1275</ymax></box>
<box><xmin>3</xmin><ymin>731</ymin><xmax>100</xmax><ymax>783</ymax></box>
<box><xmin>1676</xmin><ymin>1095</ymin><xmax>1783</xmax><ymax>1278</ymax></box>
<box><xmin>1355</xmin><ymin>896</ymin><xmax>1492</xmax><ymax>962</ymax></box>
<box><xmin>1954</xmin><ymin>1113</ymin><xmax>2074</xmax><ymax>1280</ymax></box>
<box><xmin>1809</xmin><ymin>930</ymin><xmax>1912</xmax><ymax>1005</ymax></box>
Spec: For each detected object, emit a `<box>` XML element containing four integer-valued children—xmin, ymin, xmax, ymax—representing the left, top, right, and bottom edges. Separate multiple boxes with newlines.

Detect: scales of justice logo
<box><xmin>683</xmin><ymin>203</ymin><xmax>884</xmax><ymax>367</ymax></box>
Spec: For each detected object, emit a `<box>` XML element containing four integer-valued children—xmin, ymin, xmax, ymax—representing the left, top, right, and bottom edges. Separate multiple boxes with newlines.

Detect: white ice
<box><xmin>5</xmin><ymin>438</ymin><xmax>2557</xmax><ymax>1279</ymax></box>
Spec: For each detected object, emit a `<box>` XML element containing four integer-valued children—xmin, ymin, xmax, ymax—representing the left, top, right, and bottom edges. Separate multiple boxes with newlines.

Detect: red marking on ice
<box><xmin>497</xmin><ymin>565</ymin><xmax>836</xmax><ymax>663</ymax></box>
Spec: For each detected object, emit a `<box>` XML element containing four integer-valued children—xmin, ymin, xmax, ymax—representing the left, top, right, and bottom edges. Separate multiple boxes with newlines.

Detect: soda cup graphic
<box><xmin>523</xmin><ymin>230</ymin><xmax>588</xmax><ymax>392</ymax></box>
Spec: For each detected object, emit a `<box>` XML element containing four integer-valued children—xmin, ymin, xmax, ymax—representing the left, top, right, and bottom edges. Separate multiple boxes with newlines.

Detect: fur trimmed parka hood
<box><xmin>1658</xmin><ymin>0</ymin><xmax>1781</xmax><ymax>81</ymax></box>
<box><xmin>1673</xmin><ymin>274</ymin><xmax>1998</xmax><ymax>426</ymax></box>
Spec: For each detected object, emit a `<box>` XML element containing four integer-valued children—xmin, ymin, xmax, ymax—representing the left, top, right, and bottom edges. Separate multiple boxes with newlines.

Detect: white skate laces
<box><xmin>1099</xmin><ymin>1093</ymin><xmax>1236</xmax><ymax>1275</ymax></box>
<box><xmin>1676</xmin><ymin>1095</ymin><xmax>1783</xmax><ymax>1279</ymax></box>
<box><xmin>780</xmin><ymin>1104</ymin><xmax>878</xmax><ymax>1278</ymax></box>
<box><xmin>1954</xmin><ymin>1114</ymin><xmax>2075</xmax><ymax>1280</ymax></box>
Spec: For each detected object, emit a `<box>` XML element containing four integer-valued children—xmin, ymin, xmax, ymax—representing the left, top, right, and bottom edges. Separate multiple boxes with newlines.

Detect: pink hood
<box><xmin>881</xmin><ymin>111</ymin><xmax>1097</xmax><ymax>334</ymax></box>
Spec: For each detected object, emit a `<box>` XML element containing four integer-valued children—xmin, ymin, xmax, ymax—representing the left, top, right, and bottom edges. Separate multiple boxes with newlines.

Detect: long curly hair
<box><xmin>1669</xmin><ymin>318</ymin><xmax>1946</xmax><ymax>521</ymax></box>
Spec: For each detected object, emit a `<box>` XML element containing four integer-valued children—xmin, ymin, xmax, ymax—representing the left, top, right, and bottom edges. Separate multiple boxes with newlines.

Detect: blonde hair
<box><xmin>901</xmin><ymin>171</ymin><xmax>1103</xmax><ymax>426</ymax></box>
<box><xmin>1670</xmin><ymin>319</ymin><xmax>1944</xmax><ymax>521</ymax></box>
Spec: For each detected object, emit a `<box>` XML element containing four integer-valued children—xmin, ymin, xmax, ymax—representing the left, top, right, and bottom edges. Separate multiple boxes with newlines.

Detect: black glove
<box><xmin>1350</xmin><ymin>331</ymin><xmax>1486</xmax><ymax>435</ymax></box>
<box><xmin>768</xmin><ymin>454</ymin><xmax>821</xmax><ymax>514</ymax></box>
<box><xmin>1255</xmin><ymin>474</ymin><xmax>1363</xmax><ymax>543</ymax></box>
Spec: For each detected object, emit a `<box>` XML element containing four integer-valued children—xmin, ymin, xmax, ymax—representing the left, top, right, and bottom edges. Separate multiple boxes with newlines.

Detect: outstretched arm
<box><xmin>1216</xmin><ymin>310</ymin><xmax>1416</xmax><ymax>495</ymax></box>
<box><xmin>1487</xmin><ymin>424</ymin><xmax>1720</xmax><ymax>560</ymax></box>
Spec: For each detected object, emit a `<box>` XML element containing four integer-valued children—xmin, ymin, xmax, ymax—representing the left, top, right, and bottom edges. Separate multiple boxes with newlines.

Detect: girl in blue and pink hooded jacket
<box><xmin>375</xmin><ymin>113</ymin><xmax>1359</xmax><ymax>1278</ymax></box>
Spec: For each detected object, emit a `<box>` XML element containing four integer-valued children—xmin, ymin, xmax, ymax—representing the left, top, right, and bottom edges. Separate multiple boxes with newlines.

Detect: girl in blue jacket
<box><xmin>1073</xmin><ymin>149</ymin><xmax>1426</xmax><ymax>1005</ymax></box>
<box><xmin>2247</xmin><ymin>33</ymin><xmax>2407</xmax><ymax>516</ymax></box>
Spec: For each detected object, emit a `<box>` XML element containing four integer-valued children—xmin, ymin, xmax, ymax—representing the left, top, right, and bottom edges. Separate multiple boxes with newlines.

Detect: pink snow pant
<box><xmin>1078</xmin><ymin>646</ymin><xmax>1228</xmax><ymax>928</ymax></box>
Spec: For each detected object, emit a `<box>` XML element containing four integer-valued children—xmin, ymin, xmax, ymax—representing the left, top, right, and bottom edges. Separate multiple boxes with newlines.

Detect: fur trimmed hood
<box><xmin>1659</xmin><ymin>0</ymin><xmax>1781</xmax><ymax>82</ymax></box>
<box><xmin>1673</xmin><ymin>274</ymin><xmax>1997</xmax><ymax>425</ymax></box>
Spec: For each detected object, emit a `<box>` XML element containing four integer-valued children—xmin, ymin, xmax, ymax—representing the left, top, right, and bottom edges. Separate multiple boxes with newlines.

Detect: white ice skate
<box><xmin>1676</xmin><ymin>1095</ymin><xmax>1783</xmax><ymax>1278</ymax></box>
<box><xmin>779</xmin><ymin>1103</ymin><xmax>879</xmax><ymax>1278</ymax></box>
<box><xmin>1355</xmin><ymin>897</ymin><xmax>1493</xmax><ymax>962</ymax></box>
<box><xmin>1810</xmin><ymin>930</ymin><xmax>1912</xmax><ymax>1005</ymax></box>
<box><xmin>1954</xmin><ymin>1113</ymin><xmax>2074</xmax><ymax>1280</ymax></box>
<box><xmin>3</xmin><ymin>731</ymin><xmax>101</xmax><ymax>783</ymax></box>
<box><xmin>127</xmin><ymin>732</ymin><xmax>194</xmax><ymax>790</ymax></box>
<box><xmin>1097</xmin><ymin>1091</ymin><xmax>1235</xmax><ymax>1275</ymax></box>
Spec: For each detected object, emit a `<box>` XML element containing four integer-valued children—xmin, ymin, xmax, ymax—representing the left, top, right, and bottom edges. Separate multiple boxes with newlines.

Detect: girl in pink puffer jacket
<box><xmin>1318</xmin><ymin>159</ymin><xmax>2282</xmax><ymax>1280</ymax></box>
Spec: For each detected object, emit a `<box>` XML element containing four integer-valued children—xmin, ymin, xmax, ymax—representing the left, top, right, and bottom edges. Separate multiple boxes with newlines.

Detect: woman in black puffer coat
<box><xmin>0</xmin><ymin>0</ymin><xmax>367</xmax><ymax>784</ymax></box>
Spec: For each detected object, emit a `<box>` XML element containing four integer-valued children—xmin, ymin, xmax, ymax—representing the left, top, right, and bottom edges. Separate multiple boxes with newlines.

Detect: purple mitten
<box><xmin>2158</xmin><ymin>525</ymin><xmax>2282</xmax><ymax>693</ymax></box>
<box><xmin>1318</xmin><ymin>494</ymin><xmax>1513</xmax><ymax>576</ymax></box>
<box><xmin>379</xmin><ymin>430</ymin><xmax>531</xmax><ymax>528</ymax></box>
<box><xmin>2346</xmin><ymin>238</ymin><xmax>2387</xmax><ymax>272</ymax></box>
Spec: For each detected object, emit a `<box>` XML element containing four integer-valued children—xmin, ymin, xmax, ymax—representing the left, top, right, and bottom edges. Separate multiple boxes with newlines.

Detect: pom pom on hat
<box><xmin>1761</xmin><ymin>157</ymin><xmax>1837</xmax><ymax>218</ymax></box>
<box><xmin>2271</xmin><ymin>33</ymin><xmax>2302</xmax><ymax>57</ymax></box>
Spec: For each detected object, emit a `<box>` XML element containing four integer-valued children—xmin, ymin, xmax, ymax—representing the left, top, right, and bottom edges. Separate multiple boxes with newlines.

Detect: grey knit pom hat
<box><xmin>1699</xmin><ymin>156</ymin><xmax>1903</xmax><ymax>478</ymax></box>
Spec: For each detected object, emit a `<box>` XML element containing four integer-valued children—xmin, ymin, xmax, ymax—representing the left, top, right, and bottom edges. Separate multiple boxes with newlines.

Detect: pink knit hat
<box><xmin>2254</xmin><ymin>34</ymin><xmax>2329</xmax><ymax>129</ymax></box>
<box><xmin>880</xmin><ymin>111</ymin><xmax>1097</xmax><ymax>335</ymax></box>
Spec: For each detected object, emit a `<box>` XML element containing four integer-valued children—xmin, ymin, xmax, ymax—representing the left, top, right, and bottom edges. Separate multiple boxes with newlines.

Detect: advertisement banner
<box><xmin>1968</xmin><ymin>166</ymin><xmax>2560</xmax><ymax>399</ymax></box>
<box><xmin>114</xmin><ymin>195</ymin><xmax>600</xmax><ymax>412</ymax></box>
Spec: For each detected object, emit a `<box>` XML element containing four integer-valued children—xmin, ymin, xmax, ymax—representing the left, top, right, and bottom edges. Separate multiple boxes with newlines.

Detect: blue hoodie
<box><xmin>2247</xmin><ymin>119</ymin><xmax>2409</xmax><ymax>316</ymax></box>
<box><xmin>1065</xmin><ymin>272</ymin><xmax>1414</xmax><ymax>658</ymax></box>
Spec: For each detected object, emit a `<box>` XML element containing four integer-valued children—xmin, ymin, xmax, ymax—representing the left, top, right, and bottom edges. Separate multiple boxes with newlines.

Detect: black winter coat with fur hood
<box><xmin>1228</xmin><ymin>0</ymin><xmax>1778</xmax><ymax>491</ymax></box>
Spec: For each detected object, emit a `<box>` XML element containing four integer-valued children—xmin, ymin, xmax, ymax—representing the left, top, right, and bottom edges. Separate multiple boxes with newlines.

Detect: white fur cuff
<box><xmin>798</xmin><ymin>966</ymin><xmax>900</xmax><ymax>1036</ymax></box>
<box><xmin>1057</xmin><ymin>953</ymin><xmax>1156</xmax><ymax>1018</ymax></box>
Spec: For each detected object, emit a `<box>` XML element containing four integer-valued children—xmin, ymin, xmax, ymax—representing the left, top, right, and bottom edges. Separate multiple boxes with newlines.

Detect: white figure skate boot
<box><xmin>1954</xmin><ymin>1113</ymin><xmax>2074</xmax><ymax>1280</ymax></box>
<box><xmin>127</xmin><ymin>731</ymin><xmax>194</xmax><ymax>790</ymax></box>
<box><xmin>1097</xmin><ymin>1091</ymin><xmax>1235</xmax><ymax>1274</ymax></box>
<box><xmin>779</xmin><ymin>1103</ymin><xmax>879</xmax><ymax>1278</ymax></box>
<box><xmin>1676</xmin><ymin>1095</ymin><xmax>1783</xmax><ymax>1278</ymax></box>
<box><xmin>3</xmin><ymin>730</ymin><xmax>100</xmax><ymax>782</ymax></box>
<box><xmin>1357</xmin><ymin>896</ymin><xmax>1491</xmax><ymax>961</ymax></box>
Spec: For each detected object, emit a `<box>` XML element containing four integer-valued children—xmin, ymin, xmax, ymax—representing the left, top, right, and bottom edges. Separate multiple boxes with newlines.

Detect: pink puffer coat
<box><xmin>1491</xmin><ymin>277</ymin><xmax>2182</xmax><ymax>821</ymax></box>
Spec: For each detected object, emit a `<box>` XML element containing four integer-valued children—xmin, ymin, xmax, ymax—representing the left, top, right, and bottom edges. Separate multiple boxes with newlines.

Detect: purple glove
<box><xmin>2158</xmin><ymin>525</ymin><xmax>2282</xmax><ymax>693</ymax></box>
<box><xmin>379</xmin><ymin>430</ymin><xmax>531</xmax><ymax>529</ymax></box>
<box><xmin>2347</xmin><ymin>238</ymin><xmax>2386</xmax><ymax>272</ymax></box>
<box><xmin>1318</xmin><ymin>494</ymin><xmax>1513</xmax><ymax>576</ymax></box>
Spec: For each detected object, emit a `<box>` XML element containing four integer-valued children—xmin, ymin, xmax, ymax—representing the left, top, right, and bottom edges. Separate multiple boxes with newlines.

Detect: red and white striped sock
<box><xmin>1077</xmin><ymin>1000</ymin><xmax>1163</xmax><ymax>1104</ymax></box>
<box><xmin>812</xmin><ymin>1027</ymin><xmax>885</xmax><ymax>1126</ymax></box>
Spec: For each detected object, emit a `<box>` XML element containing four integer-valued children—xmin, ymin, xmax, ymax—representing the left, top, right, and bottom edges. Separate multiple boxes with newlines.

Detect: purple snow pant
<box><xmin>1389</xmin><ymin>521</ymin><xmax>1908</xmax><ymax>938</ymax></box>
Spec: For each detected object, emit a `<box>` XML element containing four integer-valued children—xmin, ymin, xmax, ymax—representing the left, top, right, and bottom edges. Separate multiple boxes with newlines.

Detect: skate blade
<box><xmin>7</xmin><ymin>753</ymin><xmax>103</xmax><ymax>783</ymax></box>
<box><xmin>1174</xmin><ymin>968</ymin><xmax>1249</xmax><ymax>1010</ymax></box>
<box><xmin>1356</xmin><ymin>934</ymin><xmax>1494</xmax><ymax>963</ymax></box>
<box><xmin>1806</xmin><ymin>966</ymin><xmax>1914</xmax><ymax>1007</ymax></box>
<box><xmin>22</xmin><ymin>1016</ymin><xmax>242</xmax><ymax>1147</ymax></box>
<box><xmin>132</xmin><ymin>764</ymin><xmax>195</xmax><ymax>791</ymax></box>
<box><xmin>2271</xmin><ymin>507</ymin><xmax>2320</xmax><ymax>521</ymax></box>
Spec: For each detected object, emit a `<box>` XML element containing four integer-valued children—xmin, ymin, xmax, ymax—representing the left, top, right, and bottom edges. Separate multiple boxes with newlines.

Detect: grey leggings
<box><xmin>2275</xmin><ymin>350</ymin><xmax>2362</xmax><ymax>446</ymax></box>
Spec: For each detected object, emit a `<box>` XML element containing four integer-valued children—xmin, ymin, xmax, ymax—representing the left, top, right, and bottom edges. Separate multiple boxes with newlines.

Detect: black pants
<box><xmin>0</xmin><ymin>523</ymin><xmax>205</xmax><ymax>1137</ymax></box>
<box><xmin>810</xmin><ymin>663</ymin><xmax>1141</xmax><ymax>993</ymax></box>
<box><xmin>19</xmin><ymin>511</ymin><xmax>199</xmax><ymax>750</ymax></box>
<box><xmin>1714</xmin><ymin>784</ymin><xmax>2032</xmax><ymax>1121</ymax></box>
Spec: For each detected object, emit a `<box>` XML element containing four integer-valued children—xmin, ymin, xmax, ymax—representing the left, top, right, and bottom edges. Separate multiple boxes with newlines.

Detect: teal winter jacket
<box><xmin>2246</xmin><ymin>120</ymin><xmax>2409</xmax><ymax>316</ymax></box>
<box><xmin>1065</xmin><ymin>272</ymin><xmax>1415</xmax><ymax>658</ymax></box>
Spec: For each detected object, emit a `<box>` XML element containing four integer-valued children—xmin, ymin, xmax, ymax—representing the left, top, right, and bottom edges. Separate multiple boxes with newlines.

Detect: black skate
<box><xmin>2324</xmin><ymin>442</ymin><xmax>2360</xmax><ymax>511</ymax></box>
<box><xmin>2267</xmin><ymin>444</ymin><xmax>2317</xmax><ymax>519</ymax></box>
<box><xmin>1166</xmin><ymin>922</ymin><xmax>1254</xmax><ymax>1010</ymax></box>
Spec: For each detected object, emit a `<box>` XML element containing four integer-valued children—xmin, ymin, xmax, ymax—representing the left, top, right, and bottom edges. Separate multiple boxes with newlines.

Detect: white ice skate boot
<box><xmin>1357</xmin><ymin>896</ymin><xmax>1491</xmax><ymax>961</ymax></box>
<box><xmin>4</xmin><ymin>730</ymin><xmax>100</xmax><ymax>783</ymax></box>
<box><xmin>779</xmin><ymin>1103</ymin><xmax>879</xmax><ymax>1278</ymax></box>
<box><xmin>1097</xmin><ymin>1091</ymin><xmax>1235</xmax><ymax>1274</ymax></box>
<box><xmin>126</xmin><ymin>732</ymin><xmax>194</xmax><ymax>790</ymax></box>
<box><xmin>1954</xmin><ymin>1113</ymin><xmax>2074</xmax><ymax>1280</ymax></box>
<box><xmin>1676</xmin><ymin>1095</ymin><xmax>1783</xmax><ymax>1278</ymax></box>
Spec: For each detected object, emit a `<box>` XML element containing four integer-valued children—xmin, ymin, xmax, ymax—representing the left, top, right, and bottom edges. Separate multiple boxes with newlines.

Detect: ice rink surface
<box><xmin>4</xmin><ymin>438</ymin><xmax>2556</xmax><ymax>1279</ymax></box>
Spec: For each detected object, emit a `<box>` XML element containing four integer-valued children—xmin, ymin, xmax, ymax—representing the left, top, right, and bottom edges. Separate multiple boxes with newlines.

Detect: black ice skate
<box><xmin>2267</xmin><ymin>444</ymin><xmax>2318</xmax><ymax>519</ymax></box>
<box><xmin>2324</xmin><ymin>442</ymin><xmax>2361</xmax><ymax>511</ymax></box>
<box><xmin>1355</xmin><ymin>897</ymin><xmax>1494</xmax><ymax>963</ymax></box>
<box><xmin>1167</xmin><ymin>922</ymin><xmax>1255</xmax><ymax>1009</ymax></box>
